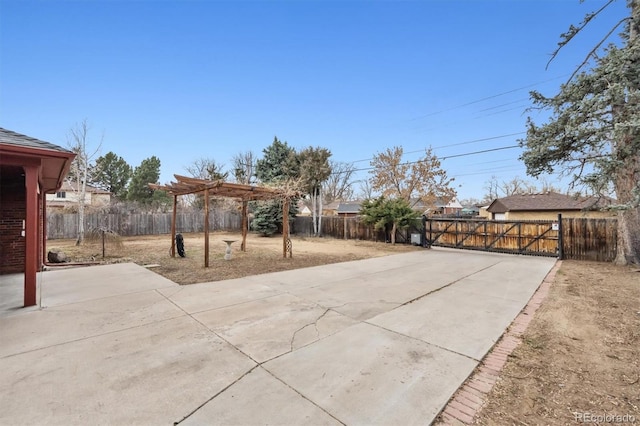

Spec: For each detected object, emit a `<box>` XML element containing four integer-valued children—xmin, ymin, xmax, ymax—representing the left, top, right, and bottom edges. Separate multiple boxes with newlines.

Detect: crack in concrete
<box><xmin>160</xmin><ymin>291</ymin><xmax>342</xmax><ymax>425</ymax></box>
<box><xmin>289</xmin><ymin>308</ymin><xmax>331</xmax><ymax>352</ymax></box>
<box><xmin>168</xmin><ymin>259</ymin><xmax>506</xmax><ymax>425</ymax></box>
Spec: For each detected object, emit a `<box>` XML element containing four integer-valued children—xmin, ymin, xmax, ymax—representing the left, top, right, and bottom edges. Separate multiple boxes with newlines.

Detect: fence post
<box><xmin>557</xmin><ymin>213</ymin><xmax>564</xmax><ymax>260</ymax></box>
<box><xmin>518</xmin><ymin>222</ymin><xmax>522</xmax><ymax>253</ymax></box>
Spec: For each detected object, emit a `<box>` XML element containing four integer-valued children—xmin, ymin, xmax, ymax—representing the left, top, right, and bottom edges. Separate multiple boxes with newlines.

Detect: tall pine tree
<box><xmin>520</xmin><ymin>0</ymin><xmax>639</xmax><ymax>264</ymax></box>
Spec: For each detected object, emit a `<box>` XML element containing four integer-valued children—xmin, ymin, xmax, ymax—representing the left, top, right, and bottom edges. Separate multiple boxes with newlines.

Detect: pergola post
<box><xmin>282</xmin><ymin>198</ymin><xmax>289</xmax><ymax>258</ymax></box>
<box><xmin>148</xmin><ymin>176</ymin><xmax>300</xmax><ymax>264</ymax></box>
<box><xmin>204</xmin><ymin>188</ymin><xmax>210</xmax><ymax>267</ymax></box>
<box><xmin>171</xmin><ymin>195</ymin><xmax>177</xmax><ymax>257</ymax></box>
<box><xmin>241</xmin><ymin>200</ymin><xmax>248</xmax><ymax>252</ymax></box>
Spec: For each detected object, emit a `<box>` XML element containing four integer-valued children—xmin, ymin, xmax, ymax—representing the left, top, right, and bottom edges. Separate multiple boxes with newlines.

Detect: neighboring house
<box><xmin>322</xmin><ymin>201</ymin><xmax>341</xmax><ymax>216</ymax></box>
<box><xmin>336</xmin><ymin>201</ymin><xmax>362</xmax><ymax>217</ymax></box>
<box><xmin>437</xmin><ymin>198</ymin><xmax>463</xmax><ymax>215</ymax></box>
<box><xmin>478</xmin><ymin>205</ymin><xmax>492</xmax><ymax>219</ymax></box>
<box><xmin>486</xmin><ymin>192</ymin><xmax>616</xmax><ymax>220</ymax></box>
<box><xmin>46</xmin><ymin>181</ymin><xmax>112</xmax><ymax>210</ymax></box>
<box><xmin>0</xmin><ymin>127</ymin><xmax>75</xmax><ymax>307</ymax></box>
<box><xmin>461</xmin><ymin>205</ymin><xmax>480</xmax><ymax>216</ymax></box>
<box><xmin>296</xmin><ymin>200</ymin><xmax>312</xmax><ymax>216</ymax></box>
<box><xmin>413</xmin><ymin>197</ymin><xmax>463</xmax><ymax>216</ymax></box>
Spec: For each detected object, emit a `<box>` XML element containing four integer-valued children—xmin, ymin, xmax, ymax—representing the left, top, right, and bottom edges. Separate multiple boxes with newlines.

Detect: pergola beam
<box><xmin>148</xmin><ymin>176</ymin><xmax>299</xmax><ymax>265</ymax></box>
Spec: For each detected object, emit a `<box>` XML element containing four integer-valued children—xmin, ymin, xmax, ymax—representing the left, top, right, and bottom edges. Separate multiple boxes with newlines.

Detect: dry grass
<box><xmin>47</xmin><ymin>231</ymin><xmax>423</xmax><ymax>284</ymax></box>
<box><xmin>476</xmin><ymin>261</ymin><xmax>640</xmax><ymax>425</ymax></box>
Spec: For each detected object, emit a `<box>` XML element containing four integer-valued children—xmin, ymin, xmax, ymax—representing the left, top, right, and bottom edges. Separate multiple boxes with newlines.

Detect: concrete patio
<box><xmin>0</xmin><ymin>248</ymin><xmax>556</xmax><ymax>425</ymax></box>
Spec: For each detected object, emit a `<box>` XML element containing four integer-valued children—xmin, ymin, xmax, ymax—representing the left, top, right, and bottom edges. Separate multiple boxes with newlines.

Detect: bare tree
<box><xmin>536</xmin><ymin>177</ymin><xmax>562</xmax><ymax>194</ymax></box>
<box><xmin>299</xmin><ymin>147</ymin><xmax>332</xmax><ymax>236</ymax></box>
<box><xmin>499</xmin><ymin>176</ymin><xmax>537</xmax><ymax>196</ymax></box>
<box><xmin>369</xmin><ymin>146</ymin><xmax>456</xmax><ymax>208</ymax></box>
<box><xmin>67</xmin><ymin>119</ymin><xmax>102</xmax><ymax>245</ymax></box>
<box><xmin>357</xmin><ymin>179</ymin><xmax>376</xmax><ymax>200</ymax></box>
<box><xmin>231</xmin><ymin>151</ymin><xmax>256</xmax><ymax>185</ymax></box>
<box><xmin>484</xmin><ymin>175</ymin><xmax>559</xmax><ymax>200</ymax></box>
<box><xmin>184</xmin><ymin>158</ymin><xmax>228</xmax><ymax>209</ymax></box>
<box><xmin>184</xmin><ymin>157</ymin><xmax>227</xmax><ymax>180</ymax></box>
<box><xmin>483</xmin><ymin>175</ymin><xmax>500</xmax><ymax>201</ymax></box>
<box><xmin>323</xmin><ymin>160</ymin><xmax>356</xmax><ymax>204</ymax></box>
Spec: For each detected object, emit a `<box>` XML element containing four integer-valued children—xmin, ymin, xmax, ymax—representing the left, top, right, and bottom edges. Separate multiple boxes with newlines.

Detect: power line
<box><xmin>349</xmin><ymin>77</ymin><xmax>563</xmax><ymax>166</ymax></box>
<box><xmin>427</xmin><ymin>132</ymin><xmax>524</xmax><ymax>153</ymax></box>
<box><xmin>441</xmin><ymin>145</ymin><xmax>521</xmax><ymax>161</ymax></box>
<box><xmin>451</xmin><ymin>165</ymin><xmax>525</xmax><ymax>178</ymax></box>
<box><xmin>477</xmin><ymin>98</ymin><xmax>530</xmax><ymax>112</ymax></box>
<box><xmin>351</xmin><ymin>131</ymin><xmax>525</xmax><ymax>164</ymax></box>
<box><xmin>337</xmin><ymin>145</ymin><xmax>521</xmax><ymax>175</ymax></box>
<box><xmin>409</xmin><ymin>75</ymin><xmax>567</xmax><ymax>121</ymax></box>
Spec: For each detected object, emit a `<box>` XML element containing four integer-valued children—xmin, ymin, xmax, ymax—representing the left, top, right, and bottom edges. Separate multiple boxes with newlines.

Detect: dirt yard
<box><xmin>46</xmin><ymin>231</ymin><xmax>422</xmax><ymax>284</ymax></box>
<box><xmin>46</xmin><ymin>234</ymin><xmax>639</xmax><ymax>423</ymax></box>
<box><xmin>476</xmin><ymin>260</ymin><xmax>640</xmax><ymax>425</ymax></box>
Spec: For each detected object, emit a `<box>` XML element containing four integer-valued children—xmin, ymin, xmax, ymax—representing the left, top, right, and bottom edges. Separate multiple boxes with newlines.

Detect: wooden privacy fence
<box><xmin>48</xmin><ymin>213</ymin><xmax>617</xmax><ymax>261</ymax></box>
<box><xmin>294</xmin><ymin>215</ymin><xmax>618</xmax><ymax>262</ymax></box>
<box><xmin>47</xmin><ymin>211</ymin><xmax>241</xmax><ymax>239</ymax></box>
<box><xmin>561</xmin><ymin>217</ymin><xmax>617</xmax><ymax>262</ymax></box>
<box><xmin>294</xmin><ymin>216</ymin><xmax>387</xmax><ymax>241</ymax></box>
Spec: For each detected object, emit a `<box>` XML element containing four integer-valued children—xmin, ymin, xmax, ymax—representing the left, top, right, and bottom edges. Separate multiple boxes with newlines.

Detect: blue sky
<box><xmin>0</xmin><ymin>0</ymin><xmax>628</xmax><ymax>201</ymax></box>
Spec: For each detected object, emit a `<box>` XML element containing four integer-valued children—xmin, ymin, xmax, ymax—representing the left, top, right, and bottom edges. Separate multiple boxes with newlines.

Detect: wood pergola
<box><xmin>149</xmin><ymin>175</ymin><xmax>296</xmax><ymax>266</ymax></box>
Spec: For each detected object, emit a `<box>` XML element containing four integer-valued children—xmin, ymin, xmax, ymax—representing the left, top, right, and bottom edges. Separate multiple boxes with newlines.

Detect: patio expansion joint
<box><xmin>261</xmin><ymin>365</ymin><xmax>348</xmax><ymax>426</ymax></box>
<box><xmin>39</xmin><ymin>286</ymin><xmax>178</xmax><ymax>310</ymax></box>
<box><xmin>362</xmin><ymin>321</ymin><xmax>481</xmax><ymax>363</ymax></box>
<box><xmin>172</xmin><ymin>364</ymin><xmax>260</xmax><ymax>425</ymax></box>
<box><xmin>372</xmin><ymin>260</ymin><xmax>505</xmax><ymax>318</ymax></box>
<box><xmin>183</xmin><ymin>291</ymin><xmax>286</xmax><ymax>316</ymax></box>
<box><xmin>0</xmin><ymin>314</ymin><xmax>185</xmax><ymax>360</ymax></box>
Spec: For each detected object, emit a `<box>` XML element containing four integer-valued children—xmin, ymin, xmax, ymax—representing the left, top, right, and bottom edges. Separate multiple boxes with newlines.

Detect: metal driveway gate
<box><xmin>424</xmin><ymin>217</ymin><xmax>562</xmax><ymax>258</ymax></box>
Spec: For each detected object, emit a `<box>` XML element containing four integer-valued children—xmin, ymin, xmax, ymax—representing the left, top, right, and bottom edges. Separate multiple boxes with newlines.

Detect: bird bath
<box><xmin>222</xmin><ymin>240</ymin><xmax>237</xmax><ymax>260</ymax></box>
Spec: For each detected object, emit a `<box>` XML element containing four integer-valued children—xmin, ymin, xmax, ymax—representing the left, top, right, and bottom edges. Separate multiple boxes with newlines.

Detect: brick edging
<box><xmin>435</xmin><ymin>260</ymin><xmax>563</xmax><ymax>425</ymax></box>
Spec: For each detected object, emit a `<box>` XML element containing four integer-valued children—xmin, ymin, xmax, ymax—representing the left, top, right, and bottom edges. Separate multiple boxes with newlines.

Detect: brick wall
<box><xmin>0</xmin><ymin>179</ymin><xmax>26</xmax><ymax>274</ymax></box>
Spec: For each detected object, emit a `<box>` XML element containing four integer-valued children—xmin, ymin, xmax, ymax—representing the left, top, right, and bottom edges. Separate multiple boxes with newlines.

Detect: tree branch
<box><xmin>566</xmin><ymin>18</ymin><xmax>630</xmax><ymax>82</ymax></box>
<box><xmin>547</xmin><ymin>0</ymin><xmax>616</xmax><ymax>69</ymax></box>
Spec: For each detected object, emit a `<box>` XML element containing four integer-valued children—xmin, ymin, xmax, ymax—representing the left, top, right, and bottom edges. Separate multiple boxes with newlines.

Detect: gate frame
<box><xmin>423</xmin><ymin>214</ymin><xmax>563</xmax><ymax>258</ymax></box>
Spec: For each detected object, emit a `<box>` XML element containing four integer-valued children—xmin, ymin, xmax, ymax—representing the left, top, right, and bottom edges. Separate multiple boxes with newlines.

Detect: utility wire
<box><xmin>351</xmin><ymin>131</ymin><xmax>525</xmax><ymax>164</ymax></box>
<box><xmin>409</xmin><ymin>75</ymin><xmax>567</xmax><ymax>121</ymax></box>
<box><xmin>336</xmin><ymin>145</ymin><xmax>521</xmax><ymax>175</ymax></box>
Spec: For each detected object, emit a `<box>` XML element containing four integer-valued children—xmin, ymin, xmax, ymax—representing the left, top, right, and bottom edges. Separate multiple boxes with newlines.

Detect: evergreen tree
<box><xmin>520</xmin><ymin>0</ymin><xmax>639</xmax><ymax>264</ymax></box>
<box><xmin>252</xmin><ymin>137</ymin><xmax>301</xmax><ymax>235</ymax></box>
<box><xmin>360</xmin><ymin>196</ymin><xmax>420</xmax><ymax>244</ymax></box>
<box><xmin>128</xmin><ymin>156</ymin><xmax>164</xmax><ymax>205</ymax></box>
<box><xmin>255</xmin><ymin>137</ymin><xmax>299</xmax><ymax>183</ymax></box>
<box><xmin>92</xmin><ymin>151</ymin><xmax>132</xmax><ymax>199</ymax></box>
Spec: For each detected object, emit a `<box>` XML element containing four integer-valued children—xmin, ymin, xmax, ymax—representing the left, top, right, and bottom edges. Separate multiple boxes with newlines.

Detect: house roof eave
<box><xmin>0</xmin><ymin>144</ymin><xmax>76</xmax><ymax>193</ymax></box>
